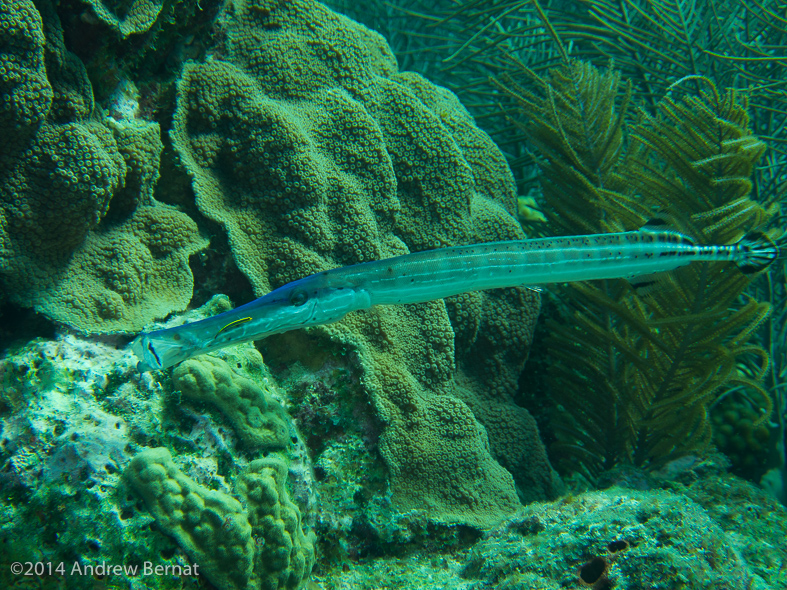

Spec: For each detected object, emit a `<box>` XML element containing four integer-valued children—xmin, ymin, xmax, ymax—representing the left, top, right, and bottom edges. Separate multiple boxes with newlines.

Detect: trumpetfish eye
<box><xmin>289</xmin><ymin>289</ymin><xmax>308</xmax><ymax>306</ymax></box>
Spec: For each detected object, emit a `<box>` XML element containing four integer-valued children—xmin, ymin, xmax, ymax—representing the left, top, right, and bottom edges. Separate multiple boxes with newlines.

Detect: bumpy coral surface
<box><xmin>171</xmin><ymin>0</ymin><xmax>560</xmax><ymax>526</ymax></box>
<box><xmin>127</xmin><ymin>448</ymin><xmax>315</xmax><ymax>590</ymax></box>
<box><xmin>126</xmin><ymin>447</ymin><xmax>256</xmax><ymax>590</ymax></box>
<box><xmin>0</xmin><ymin>0</ymin><xmax>51</xmax><ymax>131</ymax></box>
<box><xmin>80</xmin><ymin>0</ymin><xmax>163</xmax><ymax>37</ymax></box>
<box><xmin>237</xmin><ymin>457</ymin><xmax>316</xmax><ymax>590</ymax></box>
<box><xmin>0</xmin><ymin>0</ymin><xmax>206</xmax><ymax>332</ymax></box>
<box><xmin>173</xmin><ymin>355</ymin><xmax>291</xmax><ymax>451</ymax></box>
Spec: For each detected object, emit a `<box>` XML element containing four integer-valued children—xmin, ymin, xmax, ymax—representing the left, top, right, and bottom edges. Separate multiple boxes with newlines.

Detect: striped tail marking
<box><xmin>735</xmin><ymin>232</ymin><xmax>779</xmax><ymax>274</ymax></box>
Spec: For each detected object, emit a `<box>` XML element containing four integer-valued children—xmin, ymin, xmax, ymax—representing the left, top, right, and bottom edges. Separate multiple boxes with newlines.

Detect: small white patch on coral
<box><xmin>106</xmin><ymin>79</ymin><xmax>140</xmax><ymax>123</ymax></box>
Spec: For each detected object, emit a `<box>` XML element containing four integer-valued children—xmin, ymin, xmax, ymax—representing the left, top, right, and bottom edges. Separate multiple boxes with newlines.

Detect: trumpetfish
<box><xmin>131</xmin><ymin>222</ymin><xmax>778</xmax><ymax>372</ymax></box>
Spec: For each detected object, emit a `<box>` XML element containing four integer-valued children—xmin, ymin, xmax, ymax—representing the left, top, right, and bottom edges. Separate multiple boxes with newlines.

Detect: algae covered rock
<box><xmin>306</xmin><ymin>478</ymin><xmax>787</xmax><ymax>589</ymax></box>
<box><xmin>0</xmin><ymin>333</ymin><xmax>195</xmax><ymax>590</ymax></box>
<box><xmin>462</xmin><ymin>487</ymin><xmax>776</xmax><ymax>590</ymax></box>
<box><xmin>171</xmin><ymin>0</ymin><xmax>559</xmax><ymax>526</ymax></box>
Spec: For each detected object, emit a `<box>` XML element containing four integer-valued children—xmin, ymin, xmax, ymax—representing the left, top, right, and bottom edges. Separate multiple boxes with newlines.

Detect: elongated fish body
<box><xmin>132</xmin><ymin>227</ymin><xmax>777</xmax><ymax>372</ymax></box>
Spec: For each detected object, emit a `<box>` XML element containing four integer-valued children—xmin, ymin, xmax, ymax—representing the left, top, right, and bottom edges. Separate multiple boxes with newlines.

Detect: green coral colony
<box><xmin>1</xmin><ymin>1</ymin><xmax>786</xmax><ymax>590</ymax></box>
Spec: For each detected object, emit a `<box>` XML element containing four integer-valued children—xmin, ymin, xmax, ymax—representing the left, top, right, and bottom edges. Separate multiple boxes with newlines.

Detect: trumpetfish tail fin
<box><xmin>735</xmin><ymin>231</ymin><xmax>779</xmax><ymax>274</ymax></box>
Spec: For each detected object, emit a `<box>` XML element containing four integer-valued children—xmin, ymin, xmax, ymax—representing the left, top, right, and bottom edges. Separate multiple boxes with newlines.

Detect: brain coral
<box><xmin>126</xmin><ymin>447</ymin><xmax>315</xmax><ymax>590</ymax></box>
<box><xmin>173</xmin><ymin>355</ymin><xmax>291</xmax><ymax>451</ymax></box>
<box><xmin>237</xmin><ymin>457</ymin><xmax>316</xmax><ymax>590</ymax></box>
<box><xmin>126</xmin><ymin>447</ymin><xmax>255</xmax><ymax>590</ymax></box>
<box><xmin>171</xmin><ymin>0</ymin><xmax>561</xmax><ymax>526</ymax></box>
<box><xmin>0</xmin><ymin>0</ymin><xmax>206</xmax><ymax>332</ymax></box>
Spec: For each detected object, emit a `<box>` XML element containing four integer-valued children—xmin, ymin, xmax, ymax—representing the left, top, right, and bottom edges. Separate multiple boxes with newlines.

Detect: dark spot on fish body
<box><xmin>173</xmin><ymin>333</ymin><xmax>181</xmax><ymax>341</ymax></box>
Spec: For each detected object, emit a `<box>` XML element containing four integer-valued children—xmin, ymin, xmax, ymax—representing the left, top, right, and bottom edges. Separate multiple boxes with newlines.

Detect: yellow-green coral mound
<box><xmin>173</xmin><ymin>355</ymin><xmax>291</xmax><ymax>451</ymax></box>
<box><xmin>34</xmin><ymin>199</ymin><xmax>205</xmax><ymax>329</ymax></box>
<box><xmin>126</xmin><ymin>447</ymin><xmax>255</xmax><ymax>590</ymax></box>
<box><xmin>79</xmin><ymin>0</ymin><xmax>163</xmax><ymax>37</ymax></box>
<box><xmin>171</xmin><ymin>0</ymin><xmax>560</xmax><ymax>525</ymax></box>
<box><xmin>0</xmin><ymin>0</ymin><xmax>206</xmax><ymax>332</ymax></box>
<box><xmin>0</xmin><ymin>0</ymin><xmax>51</xmax><ymax>131</ymax></box>
<box><xmin>238</xmin><ymin>457</ymin><xmax>316</xmax><ymax>590</ymax></box>
<box><xmin>126</xmin><ymin>447</ymin><xmax>315</xmax><ymax>590</ymax></box>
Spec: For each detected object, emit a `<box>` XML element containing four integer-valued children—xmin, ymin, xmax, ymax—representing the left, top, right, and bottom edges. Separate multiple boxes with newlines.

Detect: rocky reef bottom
<box><xmin>1</xmin><ymin>313</ymin><xmax>785</xmax><ymax>590</ymax></box>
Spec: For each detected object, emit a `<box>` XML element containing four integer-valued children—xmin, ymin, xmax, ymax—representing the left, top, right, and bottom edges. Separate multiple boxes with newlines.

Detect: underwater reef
<box><xmin>1</xmin><ymin>0</ymin><xmax>786</xmax><ymax>589</ymax></box>
<box><xmin>0</xmin><ymin>0</ymin><xmax>207</xmax><ymax>332</ymax></box>
<box><xmin>2</xmin><ymin>328</ymin><xmax>786</xmax><ymax>589</ymax></box>
<box><xmin>170</xmin><ymin>0</ymin><xmax>563</xmax><ymax>525</ymax></box>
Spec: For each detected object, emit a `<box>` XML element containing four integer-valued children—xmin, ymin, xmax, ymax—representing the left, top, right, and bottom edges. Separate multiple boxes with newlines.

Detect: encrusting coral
<box><xmin>78</xmin><ymin>0</ymin><xmax>164</xmax><ymax>37</ymax></box>
<box><xmin>171</xmin><ymin>0</ymin><xmax>561</xmax><ymax>525</ymax></box>
<box><xmin>0</xmin><ymin>0</ymin><xmax>207</xmax><ymax>332</ymax></box>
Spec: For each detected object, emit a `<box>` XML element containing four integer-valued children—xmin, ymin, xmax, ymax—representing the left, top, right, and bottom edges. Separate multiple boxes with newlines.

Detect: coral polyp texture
<box><xmin>79</xmin><ymin>0</ymin><xmax>164</xmax><ymax>37</ymax></box>
<box><xmin>126</xmin><ymin>447</ymin><xmax>315</xmax><ymax>590</ymax></box>
<box><xmin>0</xmin><ymin>0</ymin><xmax>206</xmax><ymax>332</ymax></box>
<box><xmin>171</xmin><ymin>0</ymin><xmax>561</xmax><ymax>526</ymax></box>
<box><xmin>173</xmin><ymin>355</ymin><xmax>291</xmax><ymax>451</ymax></box>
